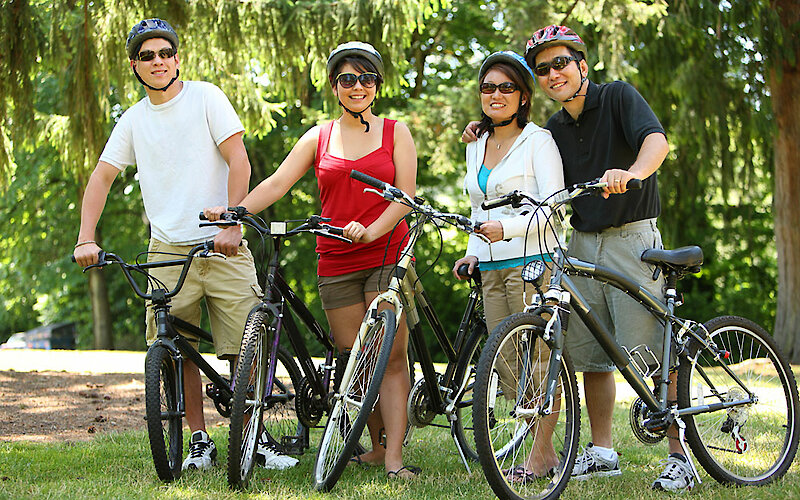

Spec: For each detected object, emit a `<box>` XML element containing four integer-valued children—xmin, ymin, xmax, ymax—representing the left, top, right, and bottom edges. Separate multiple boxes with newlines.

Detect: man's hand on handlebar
<box><xmin>600</xmin><ymin>169</ymin><xmax>638</xmax><ymax>198</ymax></box>
<box><xmin>74</xmin><ymin>242</ymin><xmax>103</xmax><ymax>268</ymax></box>
<box><xmin>214</xmin><ymin>226</ymin><xmax>242</xmax><ymax>256</ymax></box>
<box><xmin>202</xmin><ymin>205</ymin><xmax>228</xmax><ymax>222</ymax></box>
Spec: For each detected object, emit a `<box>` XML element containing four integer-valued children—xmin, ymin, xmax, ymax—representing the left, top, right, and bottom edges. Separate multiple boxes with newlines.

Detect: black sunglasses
<box><xmin>336</xmin><ymin>72</ymin><xmax>379</xmax><ymax>89</ymax></box>
<box><xmin>480</xmin><ymin>82</ymin><xmax>519</xmax><ymax>95</ymax></box>
<box><xmin>137</xmin><ymin>47</ymin><xmax>176</xmax><ymax>62</ymax></box>
<box><xmin>533</xmin><ymin>55</ymin><xmax>578</xmax><ymax>76</ymax></box>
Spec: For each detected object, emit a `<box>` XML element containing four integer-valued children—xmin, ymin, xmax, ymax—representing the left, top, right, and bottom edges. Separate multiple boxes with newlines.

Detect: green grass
<box><xmin>2</xmin><ymin>404</ymin><xmax>799</xmax><ymax>500</ymax></box>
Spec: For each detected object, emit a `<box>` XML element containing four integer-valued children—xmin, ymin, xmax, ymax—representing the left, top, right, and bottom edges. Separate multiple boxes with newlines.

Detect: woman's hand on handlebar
<box><xmin>202</xmin><ymin>205</ymin><xmax>228</xmax><ymax>222</ymax></box>
<box><xmin>600</xmin><ymin>169</ymin><xmax>637</xmax><ymax>198</ymax></box>
<box><xmin>343</xmin><ymin>221</ymin><xmax>376</xmax><ymax>244</ymax></box>
<box><xmin>452</xmin><ymin>255</ymin><xmax>478</xmax><ymax>280</ymax></box>
<box><xmin>74</xmin><ymin>242</ymin><xmax>103</xmax><ymax>267</ymax></box>
<box><xmin>477</xmin><ymin>220</ymin><xmax>504</xmax><ymax>243</ymax></box>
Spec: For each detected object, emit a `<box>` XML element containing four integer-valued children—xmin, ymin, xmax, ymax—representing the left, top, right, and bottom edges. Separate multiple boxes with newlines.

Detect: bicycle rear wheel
<box><xmin>452</xmin><ymin>319</ymin><xmax>488</xmax><ymax>461</ymax></box>
<box><xmin>474</xmin><ymin>312</ymin><xmax>580</xmax><ymax>500</ymax></box>
<box><xmin>314</xmin><ymin>308</ymin><xmax>397</xmax><ymax>492</ymax></box>
<box><xmin>678</xmin><ymin>315</ymin><xmax>800</xmax><ymax>485</ymax></box>
<box><xmin>144</xmin><ymin>344</ymin><xmax>183</xmax><ymax>482</ymax></box>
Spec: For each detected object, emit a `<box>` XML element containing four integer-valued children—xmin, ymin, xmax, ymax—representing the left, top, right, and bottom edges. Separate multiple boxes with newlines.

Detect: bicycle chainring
<box><xmin>295</xmin><ymin>376</ymin><xmax>323</xmax><ymax>428</ymax></box>
<box><xmin>407</xmin><ymin>376</ymin><xmax>438</xmax><ymax>428</ymax></box>
<box><xmin>629</xmin><ymin>397</ymin><xmax>666</xmax><ymax>445</ymax></box>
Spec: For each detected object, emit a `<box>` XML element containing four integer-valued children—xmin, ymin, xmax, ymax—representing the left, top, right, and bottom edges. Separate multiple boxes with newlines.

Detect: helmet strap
<box><xmin>133</xmin><ymin>67</ymin><xmax>180</xmax><ymax>92</ymax></box>
<box><xmin>338</xmin><ymin>100</ymin><xmax>373</xmax><ymax>133</ymax></box>
<box><xmin>484</xmin><ymin>112</ymin><xmax>518</xmax><ymax>132</ymax></box>
<box><xmin>562</xmin><ymin>62</ymin><xmax>588</xmax><ymax>103</ymax></box>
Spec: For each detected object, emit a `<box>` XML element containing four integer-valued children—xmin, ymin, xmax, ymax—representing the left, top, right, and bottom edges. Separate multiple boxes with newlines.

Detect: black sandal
<box><xmin>387</xmin><ymin>465</ymin><xmax>421</xmax><ymax>479</ymax></box>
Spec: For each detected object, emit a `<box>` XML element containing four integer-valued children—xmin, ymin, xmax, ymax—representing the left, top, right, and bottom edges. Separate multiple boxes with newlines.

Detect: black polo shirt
<box><xmin>545</xmin><ymin>80</ymin><xmax>665</xmax><ymax>232</ymax></box>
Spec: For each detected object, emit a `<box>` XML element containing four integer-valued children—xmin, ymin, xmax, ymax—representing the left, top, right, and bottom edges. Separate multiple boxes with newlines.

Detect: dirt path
<box><xmin>0</xmin><ymin>350</ymin><xmax>228</xmax><ymax>443</ymax></box>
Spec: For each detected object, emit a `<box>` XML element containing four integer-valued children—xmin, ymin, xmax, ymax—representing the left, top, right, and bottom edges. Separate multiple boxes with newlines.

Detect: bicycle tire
<box><xmin>227</xmin><ymin>309</ymin><xmax>271</xmax><ymax>490</ymax></box>
<box><xmin>474</xmin><ymin>312</ymin><xmax>580</xmax><ymax>500</ymax></box>
<box><xmin>144</xmin><ymin>344</ymin><xmax>183</xmax><ymax>482</ymax></box>
<box><xmin>452</xmin><ymin>319</ymin><xmax>488</xmax><ymax>461</ymax></box>
<box><xmin>314</xmin><ymin>308</ymin><xmax>397</xmax><ymax>492</ymax></box>
<box><xmin>677</xmin><ymin>315</ymin><xmax>800</xmax><ymax>485</ymax></box>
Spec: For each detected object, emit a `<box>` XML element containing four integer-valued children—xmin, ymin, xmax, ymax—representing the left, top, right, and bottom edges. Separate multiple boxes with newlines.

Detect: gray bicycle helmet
<box><xmin>126</xmin><ymin>18</ymin><xmax>179</xmax><ymax>60</ymax></box>
<box><xmin>326</xmin><ymin>41</ymin><xmax>384</xmax><ymax>79</ymax></box>
<box><xmin>479</xmin><ymin>51</ymin><xmax>535</xmax><ymax>93</ymax></box>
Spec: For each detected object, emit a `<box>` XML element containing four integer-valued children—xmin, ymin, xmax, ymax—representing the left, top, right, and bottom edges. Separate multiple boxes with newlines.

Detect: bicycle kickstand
<box><xmin>448</xmin><ymin>413</ymin><xmax>472</xmax><ymax>474</ymax></box>
<box><xmin>675</xmin><ymin>416</ymin><xmax>703</xmax><ymax>486</ymax></box>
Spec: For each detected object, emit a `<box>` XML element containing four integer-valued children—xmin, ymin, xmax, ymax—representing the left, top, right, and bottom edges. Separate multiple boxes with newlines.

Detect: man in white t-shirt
<box><xmin>73</xmin><ymin>18</ymin><xmax>297</xmax><ymax>472</ymax></box>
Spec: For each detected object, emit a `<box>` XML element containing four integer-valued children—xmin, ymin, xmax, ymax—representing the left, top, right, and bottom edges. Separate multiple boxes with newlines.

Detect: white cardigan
<box><xmin>464</xmin><ymin>122</ymin><xmax>565</xmax><ymax>263</ymax></box>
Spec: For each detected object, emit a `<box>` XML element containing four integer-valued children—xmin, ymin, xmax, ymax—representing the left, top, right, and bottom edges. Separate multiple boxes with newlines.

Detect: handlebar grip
<box><xmin>350</xmin><ymin>169</ymin><xmax>386</xmax><ymax>190</ymax></box>
<box><xmin>626</xmin><ymin>179</ymin><xmax>643</xmax><ymax>190</ymax></box>
<box><xmin>199</xmin><ymin>212</ymin><xmax>208</xmax><ymax>220</ymax></box>
<box><xmin>481</xmin><ymin>196</ymin><xmax>513</xmax><ymax>210</ymax></box>
<box><xmin>457</xmin><ymin>263</ymin><xmax>473</xmax><ymax>279</ymax></box>
<box><xmin>328</xmin><ymin>227</ymin><xmax>344</xmax><ymax>236</ymax></box>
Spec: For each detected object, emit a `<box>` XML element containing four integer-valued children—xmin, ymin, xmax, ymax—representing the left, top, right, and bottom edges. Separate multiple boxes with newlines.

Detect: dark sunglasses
<box><xmin>336</xmin><ymin>72</ymin><xmax>379</xmax><ymax>89</ymax></box>
<box><xmin>479</xmin><ymin>82</ymin><xmax>519</xmax><ymax>95</ymax></box>
<box><xmin>137</xmin><ymin>47</ymin><xmax>176</xmax><ymax>62</ymax></box>
<box><xmin>533</xmin><ymin>55</ymin><xmax>578</xmax><ymax>76</ymax></box>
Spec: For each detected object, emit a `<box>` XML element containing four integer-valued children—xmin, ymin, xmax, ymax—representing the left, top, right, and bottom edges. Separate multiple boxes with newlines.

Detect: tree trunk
<box><xmin>88</xmin><ymin>268</ymin><xmax>113</xmax><ymax>350</ymax></box>
<box><xmin>771</xmin><ymin>0</ymin><xmax>800</xmax><ymax>362</ymax></box>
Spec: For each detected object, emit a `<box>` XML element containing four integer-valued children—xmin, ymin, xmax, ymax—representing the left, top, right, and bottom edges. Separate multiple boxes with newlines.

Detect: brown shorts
<box><xmin>317</xmin><ymin>264</ymin><xmax>398</xmax><ymax>310</ymax></box>
<box><xmin>144</xmin><ymin>238</ymin><xmax>262</xmax><ymax>358</ymax></box>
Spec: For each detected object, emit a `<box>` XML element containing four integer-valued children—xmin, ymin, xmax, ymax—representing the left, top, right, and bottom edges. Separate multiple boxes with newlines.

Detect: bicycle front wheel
<box><xmin>474</xmin><ymin>312</ymin><xmax>580</xmax><ymax>500</ymax></box>
<box><xmin>144</xmin><ymin>344</ymin><xmax>183</xmax><ymax>482</ymax></box>
<box><xmin>314</xmin><ymin>308</ymin><xmax>397</xmax><ymax>492</ymax></box>
<box><xmin>678</xmin><ymin>315</ymin><xmax>800</xmax><ymax>485</ymax></box>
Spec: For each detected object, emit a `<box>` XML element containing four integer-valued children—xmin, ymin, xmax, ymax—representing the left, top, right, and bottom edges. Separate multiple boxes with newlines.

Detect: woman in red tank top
<box><xmin>204</xmin><ymin>42</ymin><xmax>418</xmax><ymax>479</ymax></box>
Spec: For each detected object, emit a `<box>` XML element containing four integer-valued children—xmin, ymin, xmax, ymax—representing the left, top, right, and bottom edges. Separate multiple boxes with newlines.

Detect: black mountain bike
<box><xmin>75</xmin><ymin>242</ymin><xmax>237</xmax><ymax>482</ymax></box>
<box><xmin>472</xmin><ymin>180</ymin><xmax>800</xmax><ymax>500</ymax></box>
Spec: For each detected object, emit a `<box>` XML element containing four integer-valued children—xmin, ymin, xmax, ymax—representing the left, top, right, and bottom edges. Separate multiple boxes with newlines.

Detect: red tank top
<box><xmin>313</xmin><ymin>118</ymin><xmax>410</xmax><ymax>276</ymax></box>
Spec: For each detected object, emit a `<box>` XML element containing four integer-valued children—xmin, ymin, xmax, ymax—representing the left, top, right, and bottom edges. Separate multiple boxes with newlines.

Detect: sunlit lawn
<box><xmin>2</xmin><ymin>391</ymin><xmax>799</xmax><ymax>500</ymax></box>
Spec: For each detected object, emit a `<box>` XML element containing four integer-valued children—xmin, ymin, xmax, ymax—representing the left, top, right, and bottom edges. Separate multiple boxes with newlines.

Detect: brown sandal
<box><xmin>387</xmin><ymin>465</ymin><xmax>421</xmax><ymax>479</ymax></box>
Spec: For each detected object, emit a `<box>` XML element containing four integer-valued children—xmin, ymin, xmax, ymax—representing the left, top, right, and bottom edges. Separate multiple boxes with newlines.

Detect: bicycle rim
<box><xmin>314</xmin><ymin>308</ymin><xmax>397</xmax><ymax>491</ymax></box>
<box><xmin>144</xmin><ymin>345</ymin><xmax>183</xmax><ymax>482</ymax></box>
<box><xmin>679</xmin><ymin>315</ymin><xmax>800</xmax><ymax>485</ymax></box>
<box><xmin>475</xmin><ymin>313</ymin><xmax>580</xmax><ymax>500</ymax></box>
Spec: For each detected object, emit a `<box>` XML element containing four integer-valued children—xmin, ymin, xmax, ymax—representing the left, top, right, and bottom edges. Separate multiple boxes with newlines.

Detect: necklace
<box><xmin>491</xmin><ymin>133</ymin><xmax>517</xmax><ymax>150</ymax></box>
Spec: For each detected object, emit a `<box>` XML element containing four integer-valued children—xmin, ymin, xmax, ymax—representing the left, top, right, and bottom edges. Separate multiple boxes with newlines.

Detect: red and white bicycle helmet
<box><xmin>524</xmin><ymin>25</ymin><xmax>586</xmax><ymax>67</ymax></box>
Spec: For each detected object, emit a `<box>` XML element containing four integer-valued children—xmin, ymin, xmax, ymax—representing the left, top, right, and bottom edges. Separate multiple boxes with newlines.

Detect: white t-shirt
<box><xmin>100</xmin><ymin>81</ymin><xmax>244</xmax><ymax>244</ymax></box>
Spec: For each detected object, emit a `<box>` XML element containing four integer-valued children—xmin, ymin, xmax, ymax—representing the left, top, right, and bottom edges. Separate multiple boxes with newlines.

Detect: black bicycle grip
<box><xmin>481</xmin><ymin>194</ymin><xmax>514</xmax><ymax>210</ymax></box>
<box><xmin>626</xmin><ymin>178</ymin><xmax>643</xmax><ymax>190</ymax></box>
<box><xmin>457</xmin><ymin>263</ymin><xmax>473</xmax><ymax>279</ymax></box>
<box><xmin>199</xmin><ymin>212</ymin><xmax>208</xmax><ymax>220</ymax></box>
<box><xmin>328</xmin><ymin>227</ymin><xmax>344</xmax><ymax>236</ymax></box>
<box><xmin>350</xmin><ymin>169</ymin><xmax>386</xmax><ymax>190</ymax></box>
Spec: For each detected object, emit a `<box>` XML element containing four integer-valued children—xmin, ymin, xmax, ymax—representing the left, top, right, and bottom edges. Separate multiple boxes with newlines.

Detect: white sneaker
<box><xmin>182</xmin><ymin>430</ymin><xmax>217</xmax><ymax>471</ymax></box>
<box><xmin>651</xmin><ymin>453</ymin><xmax>695</xmax><ymax>492</ymax></box>
<box><xmin>256</xmin><ymin>432</ymin><xmax>299</xmax><ymax>470</ymax></box>
<box><xmin>571</xmin><ymin>442</ymin><xmax>621</xmax><ymax>480</ymax></box>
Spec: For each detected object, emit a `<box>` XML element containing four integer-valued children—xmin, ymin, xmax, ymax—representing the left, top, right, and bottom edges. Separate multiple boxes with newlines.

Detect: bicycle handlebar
<box><xmin>198</xmin><ymin>210</ymin><xmax>351</xmax><ymax>244</ymax></box>
<box><xmin>481</xmin><ymin>178</ymin><xmax>642</xmax><ymax>211</ymax></box>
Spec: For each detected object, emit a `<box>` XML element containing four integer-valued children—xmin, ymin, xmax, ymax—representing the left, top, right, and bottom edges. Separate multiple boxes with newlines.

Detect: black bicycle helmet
<box><xmin>326</xmin><ymin>41</ymin><xmax>384</xmax><ymax>80</ymax></box>
<box><xmin>126</xmin><ymin>18</ymin><xmax>179</xmax><ymax>60</ymax></box>
<box><xmin>479</xmin><ymin>51</ymin><xmax>535</xmax><ymax>94</ymax></box>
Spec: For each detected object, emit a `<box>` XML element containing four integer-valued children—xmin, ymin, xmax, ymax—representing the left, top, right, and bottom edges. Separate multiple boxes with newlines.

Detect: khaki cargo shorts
<box><xmin>144</xmin><ymin>238</ymin><xmax>262</xmax><ymax>358</ymax></box>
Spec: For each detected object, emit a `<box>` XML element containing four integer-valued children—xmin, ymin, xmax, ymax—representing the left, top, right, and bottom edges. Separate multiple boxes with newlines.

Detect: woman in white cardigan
<box><xmin>452</xmin><ymin>51</ymin><xmax>564</xmax><ymax>481</ymax></box>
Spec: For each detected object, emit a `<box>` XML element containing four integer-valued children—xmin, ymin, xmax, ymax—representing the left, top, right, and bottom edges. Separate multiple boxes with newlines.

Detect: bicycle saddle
<box><xmin>641</xmin><ymin>246</ymin><xmax>704</xmax><ymax>274</ymax></box>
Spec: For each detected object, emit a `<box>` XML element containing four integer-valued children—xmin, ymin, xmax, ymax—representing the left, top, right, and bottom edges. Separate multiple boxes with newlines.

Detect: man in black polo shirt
<box><xmin>523</xmin><ymin>25</ymin><xmax>693</xmax><ymax>492</ymax></box>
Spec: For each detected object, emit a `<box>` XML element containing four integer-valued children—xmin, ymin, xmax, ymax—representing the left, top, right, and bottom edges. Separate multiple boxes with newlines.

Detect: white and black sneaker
<box><xmin>652</xmin><ymin>453</ymin><xmax>695</xmax><ymax>492</ymax></box>
<box><xmin>256</xmin><ymin>431</ymin><xmax>299</xmax><ymax>470</ymax></box>
<box><xmin>571</xmin><ymin>442</ymin><xmax>622</xmax><ymax>480</ymax></box>
<box><xmin>181</xmin><ymin>430</ymin><xmax>217</xmax><ymax>471</ymax></box>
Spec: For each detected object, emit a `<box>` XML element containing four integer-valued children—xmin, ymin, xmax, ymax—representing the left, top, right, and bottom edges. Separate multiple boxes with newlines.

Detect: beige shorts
<box><xmin>317</xmin><ymin>264</ymin><xmax>397</xmax><ymax>310</ymax></box>
<box><xmin>144</xmin><ymin>238</ymin><xmax>262</xmax><ymax>358</ymax></box>
<box><xmin>482</xmin><ymin>264</ymin><xmax>552</xmax><ymax>399</ymax></box>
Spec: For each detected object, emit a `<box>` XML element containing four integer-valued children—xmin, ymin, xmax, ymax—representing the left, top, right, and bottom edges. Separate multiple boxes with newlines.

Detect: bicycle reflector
<box><xmin>521</xmin><ymin>260</ymin><xmax>546</xmax><ymax>285</ymax></box>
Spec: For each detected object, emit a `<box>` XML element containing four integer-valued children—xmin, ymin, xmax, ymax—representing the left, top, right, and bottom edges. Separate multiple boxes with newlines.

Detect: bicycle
<box><xmin>312</xmin><ymin>169</ymin><xmax>511</xmax><ymax>491</ymax></box>
<box><xmin>471</xmin><ymin>180</ymin><xmax>800</xmax><ymax>500</ymax></box>
<box><xmin>199</xmin><ymin>210</ymin><xmax>367</xmax><ymax>490</ymax></box>
<box><xmin>74</xmin><ymin>241</ymin><xmax>239</xmax><ymax>482</ymax></box>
